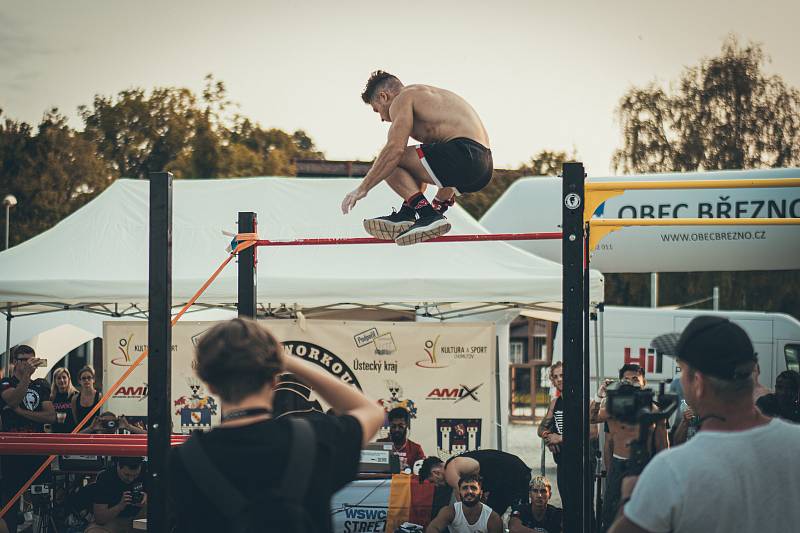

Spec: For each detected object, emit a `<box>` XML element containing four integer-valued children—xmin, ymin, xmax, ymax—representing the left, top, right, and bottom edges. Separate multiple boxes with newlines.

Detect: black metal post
<box><xmin>147</xmin><ymin>172</ymin><xmax>172</xmax><ymax>532</ymax></box>
<box><xmin>583</xmin><ymin>221</ymin><xmax>594</xmax><ymax>530</ymax></box>
<box><xmin>562</xmin><ymin>162</ymin><xmax>590</xmax><ymax>532</ymax></box>
<box><xmin>237</xmin><ymin>212</ymin><xmax>257</xmax><ymax>318</ymax></box>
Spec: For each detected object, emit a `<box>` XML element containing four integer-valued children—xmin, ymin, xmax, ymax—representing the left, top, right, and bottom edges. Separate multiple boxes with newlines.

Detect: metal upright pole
<box><xmin>562</xmin><ymin>162</ymin><xmax>590</xmax><ymax>532</ymax></box>
<box><xmin>237</xmin><ymin>212</ymin><xmax>257</xmax><ymax>319</ymax></box>
<box><xmin>3</xmin><ymin>198</ymin><xmax>15</xmax><ymax>374</ymax></box>
<box><xmin>147</xmin><ymin>172</ymin><xmax>172</xmax><ymax>533</ymax></box>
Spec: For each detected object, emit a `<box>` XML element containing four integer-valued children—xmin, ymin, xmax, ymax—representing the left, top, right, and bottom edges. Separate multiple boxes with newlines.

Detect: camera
<box><xmin>101</xmin><ymin>418</ymin><xmax>118</xmax><ymax>431</ymax></box>
<box><xmin>30</xmin><ymin>484</ymin><xmax>51</xmax><ymax>496</ymax></box>
<box><xmin>129</xmin><ymin>483</ymin><xmax>144</xmax><ymax>504</ymax></box>
<box><xmin>605</xmin><ymin>380</ymin><xmax>655</xmax><ymax>424</ymax></box>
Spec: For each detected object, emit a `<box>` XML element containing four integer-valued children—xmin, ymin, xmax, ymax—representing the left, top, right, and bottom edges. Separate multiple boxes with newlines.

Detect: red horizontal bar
<box><xmin>0</xmin><ymin>436</ymin><xmax>187</xmax><ymax>444</ymax></box>
<box><xmin>255</xmin><ymin>232</ymin><xmax>562</xmax><ymax>247</ymax></box>
<box><xmin>0</xmin><ymin>442</ymin><xmax>186</xmax><ymax>456</ymax></box>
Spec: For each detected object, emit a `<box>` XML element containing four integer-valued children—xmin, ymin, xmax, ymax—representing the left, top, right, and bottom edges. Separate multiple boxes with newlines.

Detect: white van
<box><xmin>553</xmin><ymin>305</ymin><xmax>800</xmax><ymax>391</ymax></box>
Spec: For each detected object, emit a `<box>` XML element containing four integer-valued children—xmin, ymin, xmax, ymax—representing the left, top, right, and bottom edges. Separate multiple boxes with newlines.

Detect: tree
<box><xmin>458</xmin><ymin>149</ymin><xmax>574</xmax><ymax>220</ymax></box>
<box><xmin>607</xmin><ymin>36</ymin><xmax>800</xmax><ymax>320</ymax></box>
<box><xmin>0</xmin><ymin>109</ymin><xmax>114</xmax><ymax>246</ymax></box>
<box><xmin>613</xmin><ymin>36</ymin><xmax>800</xmax><ymax>173</ymax></box>
<box><xmin>80</xmin><ymin>75</ymin><xmax>324</xmax><ymax>180</ymax></box>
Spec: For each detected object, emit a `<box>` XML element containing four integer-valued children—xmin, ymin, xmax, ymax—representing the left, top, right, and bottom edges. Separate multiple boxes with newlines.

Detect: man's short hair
<box><xmin>458</xmin><ymin>473</ymin><xmax>483</xmax><ymax>488</ymax></box>
<box><xmin>11</xmin><ymin>344</ymin><xmax>35</xmax><ymax>359</ymax></box>
<box><xmin>387</xmin><ymin>407</ymin><xmax>410</xmax><ymax>424</ymax></box>
<box><xmin>115</xmin><ymin>456</ymin><xmax>144</xmax><ymax>470</ymax></box>
<box><xmin>683</xmin><ymin>361</ymin><xmax>755</xmax><ymax>401</ymax></box>
<box><xmin>195</xmin><ymin>318</ymin><xmax>284</xmax><ymax>403</ymax></box>
<box><xmin>619</xmin><ymin>363</ymin><xmax>645</xmax><ymax>380</ymax></box>
<box><xmin>418</xmin><ymin>456</ymin><xmax>443</xmax><ymax>483</ymax></box>
<box><xmin>529</xmin><ymin>475</ymin><xmax>551</xmax><ymax>491</ymax></box>
<box><xmin>361</xmin><ymin>70</ymin><xmax>402</xmax><ymax>103</ymax></box>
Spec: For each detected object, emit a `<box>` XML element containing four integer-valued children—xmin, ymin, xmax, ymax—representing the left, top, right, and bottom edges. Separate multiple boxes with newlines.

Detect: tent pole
<box><xmin>238</xmin><ymin>212</ymin><xmax>257</xmax><ymax>319</ymax></box>
<box><xmin>147</xmin><ymin>172</ymin><xmax>172</xmax><ymax>533</ymax></box>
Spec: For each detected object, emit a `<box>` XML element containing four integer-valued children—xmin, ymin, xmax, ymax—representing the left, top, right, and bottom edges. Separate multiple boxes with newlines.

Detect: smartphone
<box><xmin>33</xmin><ymin>358</ymin><xmax>48</xmax><ymax>368</ymax></box>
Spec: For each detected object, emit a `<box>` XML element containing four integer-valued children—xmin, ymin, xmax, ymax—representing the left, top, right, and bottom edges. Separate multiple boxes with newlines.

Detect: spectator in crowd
<box><xmin>81</xmin><ymin>411</ymin><xmax>147</xmax><ymax>435</ymax></box>
<box><xmin>539</xmin><ymin>362</ymin><xmax>599</xmax><ymax>514</ymax></box>
<box><xmin>509</xmin><ymin>475</ymin><xmax>563</xmax><ymax>533</ymax></box>
<box><xmin>537</xmin><ymin>363</ymin><xmax>565</xmax><ymax>503</ymax></box>
<box><xmin>419</xmin><ymin>457</ymin><xmax>445</xmax><ymax>487</ymax></box>
<box><xmin>85</xmin><ymin>456</ymin><xmax>147</xmax><ymax>533</ymax></box>
<box><xmin>608</xmin><ymin>316</ymin><xmax>800</xmax><ymax>533</ymax></box>
<box><xmin>377</xmin><ymin>406</ymin><xmax>425</xmax><ymax>472</ymax></box>
<box><xmin>756</xmin><ymin>369</ymin><xmax>800</xmax><ymax>423</ymax></box>
<box><xmin>0</xmin><ymin>345</ymin><xmax>56</xmax><ymax>533</ymax></box>
<box><xmin>51</xmin><ymin>367</ymin><xmax>78</xmax><ymax>433</ymax></box>
<box><xmin>72</xmin><ymin>366</ymin><xmax>101</xmax><ymax>427</ymax></box>
<box><xmin>425</xmin><ymin>474</ymin><xmax>503</xmax><ymax>533</ymax></box>
<box><xmin>421</xmin><ymin>449</ymin><xmax>530</xmax><ymax>517</ymax></box>
<box><xmin>599</xmin><ymin>364</ymin><xmax>668</xmax><ymax>532</ymax></box>
<box><xmin>167</xmin><ymin>318</ymin><xmax>384</xmax><ymax>533</ymax></box>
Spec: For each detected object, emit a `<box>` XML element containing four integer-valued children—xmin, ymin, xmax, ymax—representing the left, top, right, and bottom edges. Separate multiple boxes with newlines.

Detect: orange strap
<box><xmin>0</xmin><ymin>238</ymin><xmax>257</xmax><ymax>520</ymax></box>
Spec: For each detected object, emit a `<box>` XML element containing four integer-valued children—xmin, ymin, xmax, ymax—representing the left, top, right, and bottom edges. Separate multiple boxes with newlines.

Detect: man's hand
<box><xmin>16</xmin><ymin>359</ymin><xmax>36</xmax><ymax>380</ymax></box>
<box><xmin>341</xmin><ymin>188</ymin><xmax>367</xmax><ymax>214</ymax></box>
<box><xmin>545</xmin><ymin>433</ymin><xmax>562</xmax><ymax>445</ymax></box>
<box><xmin>133</xmin><ymin>491</ymin><xmax>148</xmax><ymax>507</ymax></box>
<box><xmin>682</xmin><ymin>406</ymin><xmax>696</xmax><ymax>421</ymax></box>
<box><xmin>118</xmin><ymin>491</ymin><xmax>133</xmax><ymax>508</ymax></box>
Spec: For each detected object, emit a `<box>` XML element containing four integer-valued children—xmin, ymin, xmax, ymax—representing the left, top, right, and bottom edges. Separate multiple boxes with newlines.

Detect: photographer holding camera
<box><xmin>608</xmin><ymin>316</ymin><xmax>800</xmax><ymax>533</ymax></box>
<box><xmin>0</xmin><ymin>345</ymin><xmax>56</xmax><ymax>533</ymax></box>
<box><xmin>81</xmin><ymin>411</ymin><xmax>147</xmax><ymax>435</ymax></box>
<box><xmin>85</xmin><ymin>456</ymin><xmax>147</xmax><ymax>533</ymax></box>
<box><xmin>598</xmin><ymin>364</ymin><xmax>668</xmax><ymax>532</ymax></box>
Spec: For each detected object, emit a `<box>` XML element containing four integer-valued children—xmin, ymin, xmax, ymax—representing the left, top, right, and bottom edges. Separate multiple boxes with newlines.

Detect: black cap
<box><xmin>650</xmin><ymin>316</ymin><xmax>757</xmax><ymax>380</ymax></box>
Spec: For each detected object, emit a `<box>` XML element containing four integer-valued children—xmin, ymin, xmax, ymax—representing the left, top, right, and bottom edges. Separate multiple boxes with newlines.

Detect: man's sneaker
<box><xmin>395</xmin><ymin>214</ymin><xmax>452</xmax><ymax>246</ymax></box>
<box><xmin>363</xmin><ymin>206</ymin><xmax>416</xmax><ymax>240</ymax></box>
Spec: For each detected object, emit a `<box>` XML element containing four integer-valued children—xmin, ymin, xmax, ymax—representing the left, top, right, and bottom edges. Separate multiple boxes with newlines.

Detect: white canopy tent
<box><xmin>0</xmin><ymin>177</ymin><xmax>603</xmax><ymax>315</ymax></box>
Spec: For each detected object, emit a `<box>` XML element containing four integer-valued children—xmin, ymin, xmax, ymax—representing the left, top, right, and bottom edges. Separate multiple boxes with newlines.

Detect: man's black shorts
<box><xmin>416</xmin><ymin>137</ymin><xmax>493</xmax><ymax>194</ymax></box>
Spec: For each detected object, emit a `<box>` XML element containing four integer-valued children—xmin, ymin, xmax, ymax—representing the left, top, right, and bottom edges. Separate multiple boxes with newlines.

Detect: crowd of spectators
<box><xmin>2</xmin><ymin>315</ymin><xmax>799</xmax><ymax>533</ymax></box>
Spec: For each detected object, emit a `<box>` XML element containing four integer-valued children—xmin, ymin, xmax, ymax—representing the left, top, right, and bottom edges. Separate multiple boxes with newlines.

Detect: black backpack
<box><xmin>178</xmin><ymin>417</ymin><xmax>317</xmax><ymax>533</ymax></box>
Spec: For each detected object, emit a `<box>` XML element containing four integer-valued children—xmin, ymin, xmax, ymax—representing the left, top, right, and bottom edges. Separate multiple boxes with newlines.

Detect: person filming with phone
<box><xmin>0</xmin><ymin>344</ymin><xmax>56</xmax><ymax>533</ymax></box>
<box><xmin>85</xmin><ymin>456</ymin><xmax>148</xmax><ymax>533</ymax></box>
<box><xmin>81</xmin><ymin>411</ymin><xmax>147</xmax><ymax>435</ymax></box>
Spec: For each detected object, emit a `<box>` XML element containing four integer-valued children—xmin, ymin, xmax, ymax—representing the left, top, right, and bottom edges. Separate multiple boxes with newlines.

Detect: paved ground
<box><xmin>506</xmin><ymin>421</ymin><xmax>562</xmax><ymax>506</ymax></box>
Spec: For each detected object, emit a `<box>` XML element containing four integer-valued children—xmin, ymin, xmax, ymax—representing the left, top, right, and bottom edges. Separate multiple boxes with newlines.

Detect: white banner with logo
<box><xmin>103</xmin><ymin>320</ymin><xmax>496</xmax><ymax>455</ymax></box>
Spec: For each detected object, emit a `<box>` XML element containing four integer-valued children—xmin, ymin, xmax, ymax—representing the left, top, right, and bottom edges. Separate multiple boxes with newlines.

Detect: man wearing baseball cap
<box><xmin>608</xmin><ymin>316</ymin><xmax>800</xmax><ymax>533</ymax></box>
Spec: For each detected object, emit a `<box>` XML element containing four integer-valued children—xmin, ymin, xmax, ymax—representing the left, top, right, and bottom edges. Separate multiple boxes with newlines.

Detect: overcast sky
<box><xmin>2</xmin><ymin>0</ymin><xmax>799</xmax><ymax>176</ymax></box>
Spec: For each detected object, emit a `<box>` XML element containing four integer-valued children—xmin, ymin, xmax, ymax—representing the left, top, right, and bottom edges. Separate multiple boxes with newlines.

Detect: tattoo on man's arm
<box><xmin>538</xmin><ymin>416</ymin><xmax>553</xmax><ymax>436</ymax></box>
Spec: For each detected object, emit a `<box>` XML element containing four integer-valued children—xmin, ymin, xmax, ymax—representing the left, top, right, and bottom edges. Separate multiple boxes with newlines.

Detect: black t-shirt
<box><xmin>93</xmin><ymin>467</ymin><xmax>147</xmax><ymax>518</ymax></box>
<box><xmin>0</xmin><ymin>376</ymin><xmax>51</xmax><ymax>432</ymax></box>
<box><xmin>168</xmin><ymin>413</ymin><xmax>363</xmax><ymax>533</ymax></box>
<box><xmin>447</xmin><ymin>450</ymin><xmax>531</xmax><ymax>513</ymax></box>
<box><xmin>510</xmin><ymin>503</ymin><xmax>563</xmax><ymax>533</ymax></box>
<box><xmin>549</xmin><ymin>397</ymin><xmax>564</xmax><ymax>463</ymax></box>
<box><xmin>756</xmin><ymin>394</ymin><xmax>800</xmax><ymax>422</ymax></box>
<box><xmin>52</xmin><ymin>390</ymin><xmax>77</xmax><ymax>433</ymax></box>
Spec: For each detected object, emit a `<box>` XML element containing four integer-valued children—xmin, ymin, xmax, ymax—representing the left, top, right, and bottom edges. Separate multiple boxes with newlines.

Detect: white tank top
<box><xmin>450</xmin><ymin>501</ymin><xmax>492</xmax><ymax>533</ymax></box>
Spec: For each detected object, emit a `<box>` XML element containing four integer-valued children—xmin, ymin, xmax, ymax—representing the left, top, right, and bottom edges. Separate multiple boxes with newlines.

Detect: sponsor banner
<box><xmin>103</xmin><ymin>320</ymin><xmax>495</xmax><ymax>453</ymax></box>
<box><xmin>481</xmin><ymin>175</ymin><xmax>800</xmax><ymax>272</ymax></box>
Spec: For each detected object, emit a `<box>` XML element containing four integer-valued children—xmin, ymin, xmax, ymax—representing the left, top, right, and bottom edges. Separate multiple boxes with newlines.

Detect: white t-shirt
<box><xmin>624</xmin><ymin>418</ymin><xmax>800</xmax><ymax>532</ymax></box>
<box><xmin>451</xmin><ymin>501</ymin><xmax>493</xmax><ymax>533</ymax></box>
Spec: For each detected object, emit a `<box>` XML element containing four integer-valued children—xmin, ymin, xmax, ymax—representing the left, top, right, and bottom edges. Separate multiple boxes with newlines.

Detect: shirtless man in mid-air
<box><xmin>341</xmin><ymin>71</ymin><xmax>493</xmax><ymax>246</ymax></box>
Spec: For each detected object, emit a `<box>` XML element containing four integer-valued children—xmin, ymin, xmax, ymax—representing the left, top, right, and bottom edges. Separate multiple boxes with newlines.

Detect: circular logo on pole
<box><xmin>564</xmin><ymin>193</ymin><xmax>582</xmax><ymax>210</ymax></box>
